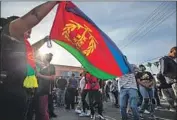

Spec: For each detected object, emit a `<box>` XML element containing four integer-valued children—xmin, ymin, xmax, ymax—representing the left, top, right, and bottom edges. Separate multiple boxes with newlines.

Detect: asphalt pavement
<box><xmin>51</xmin><ymin>101</ymin><xmax>176</xmax><ymax>120</ymax></box>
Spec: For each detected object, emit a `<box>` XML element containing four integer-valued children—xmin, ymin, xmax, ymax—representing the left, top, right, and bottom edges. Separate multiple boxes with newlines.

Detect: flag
<box><xmin>50</xmin><ymin>1</ymin><xmax>131</xmax><ymax>79</ymax></box>
<box><xmin>23</xmin><ymin>39</ymin><xmax>38</xmax><ymax>88</ymax></box>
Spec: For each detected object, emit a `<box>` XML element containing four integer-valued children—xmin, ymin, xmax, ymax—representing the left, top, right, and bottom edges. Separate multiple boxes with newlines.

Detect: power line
<box><xmin>123</xmin><ymin>3</ymin><xmax>170</xmax><ymax>44</ymax></box>
<box><xmin>120</xmin><ymin>2</ymin><xmax>168</xmax><ymax>47</ymax></box>
<box><xmin>120</xmin><ymin>3</ymin><xmax>172</xmax><ymax>48</ymax></box>
<box><xmin>141</xmin><ymin>56</ymin><xmax>163</xmax><ymax>64</ymax></box>
<box><xmin>121</xmin><ymin>8</ymin><xmax>176</xmax><ymax>49</ymax></box>
<box><xmin>127</xmin><ymin>9</ymin><xmax>176</xmax><ymax>46</ymax></box>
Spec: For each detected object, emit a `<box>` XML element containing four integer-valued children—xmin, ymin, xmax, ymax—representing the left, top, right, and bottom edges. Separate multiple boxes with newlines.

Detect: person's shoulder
<box><xmin>160</xmin><ymin>56</ymin><xmax>168</xmax><ymax>59</ymax></box>
<box><xmin>161</xmin><ymin>56</ymin><xmax>174</xmax><ymax>61</ymax></box>
<box><xmin>1</xmin><ymin>23</ymin><xmax>13</xmax><ymax>44</ymax></box>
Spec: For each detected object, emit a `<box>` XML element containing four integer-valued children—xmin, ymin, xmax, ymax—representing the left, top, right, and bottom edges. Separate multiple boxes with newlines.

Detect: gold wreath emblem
<box><xmin>62</xmin><ymin>20</ymin><xmax>98</xmax><ymax>56</ymax></box>
<box><xmin>28</xmin><ymin>52</ymin><xmax>34</xmax><ymax>61</ymax></box>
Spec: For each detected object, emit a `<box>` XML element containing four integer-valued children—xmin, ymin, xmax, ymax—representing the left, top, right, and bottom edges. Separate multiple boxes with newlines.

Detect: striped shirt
<box><xmin>118</xmin><ymin>64</ymin><xmax>138</xmax><ymax>90</ymax></box>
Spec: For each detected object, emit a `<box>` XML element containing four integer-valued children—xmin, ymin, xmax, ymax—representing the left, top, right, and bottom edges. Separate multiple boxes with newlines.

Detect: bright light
<box><xmin>39</xmin><ymin>45</ymin><xmax>50</xmax><ymax>56</ymax></box>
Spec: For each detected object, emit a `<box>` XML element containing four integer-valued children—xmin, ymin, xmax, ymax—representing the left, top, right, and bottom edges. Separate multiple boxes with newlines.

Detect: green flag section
<box><xmin>23</xmin><ymin>64</ymin><xmax>38</xmax><ymax>88</ymax></box>
<box><xmin>26</xmin><ymin>64</ymin><xmax>36</xmax><ymax>76</ymax></box>
<box><xmin>54</xmin><ymin>40</ymin><xmax>116</xmax><ymax>80</ymax></box>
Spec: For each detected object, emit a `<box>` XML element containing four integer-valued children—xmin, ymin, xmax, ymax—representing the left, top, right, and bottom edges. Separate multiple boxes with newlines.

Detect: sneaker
<box><xmin>75</xmin><ymin>109</ymin><xmax>82</xmax><ymax>114</ymax></box>
<box><xmin>144</xmin><ymin>110</ymin><xmax>150</xmax><ymax>114</ymax></box>
<box><xmin>115</xmin><ymin>104</ymin><xmax>120</xmax><ymax>108</ymax></box>
<box><xmin>149</xmin><ymin>114</ymin><xmax>156</xmax><ymax>120</ymax></box>
<box><xmin>98</xmin><ymin>114</ymin><xmax>105</xmax><ymax>120</ymax></box>
<box><xmin>139</xmin><ymin>113</ymin><xmax>144</xmax><ymax>118</ymax></box>
<box><xmin>79</xmin><ymin>112</ymin><xmax>88</xmax><ymax>117</ymax></box>
<box><xmin>155</xmin><ymin>106</ymin><xmax>162</xmax><ymax>110</ymax></box>
<box><xmin>65</xmin><ymin>106</ymin><xmax>70</xmax><ymax>110</ymax></box>
<box><xmin>49</xmin><ymin>113</ymin><xmax>57</xmax><ymax>118</ymax></box>
<box><xmin>86</xmin><ymin>110</ymin><xmax>90</xmax><ymax>116</ymax></box>
<box><xmin>91</xmin><ymin>114</ymin><xmax>96</xmax><ymax>119</ymax></box>
<box><xmin>169</xmin><ymin>108</ymin><xmax>176</xmax><ymax>112</ymax></box>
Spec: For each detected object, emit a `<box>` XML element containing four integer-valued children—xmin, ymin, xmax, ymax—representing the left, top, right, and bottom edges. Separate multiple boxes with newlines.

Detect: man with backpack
<box><xmin>159</xmin><ymin>46</ymin><xmax>177</xmax><ymax>119</ymax></box>
<box><xmin>159</xmin><ymin>46</ymin><xmax>177</xmax><ymax>97</ymax></box>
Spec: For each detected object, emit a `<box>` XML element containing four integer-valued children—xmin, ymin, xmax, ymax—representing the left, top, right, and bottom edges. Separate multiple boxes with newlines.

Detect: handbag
<box><xmin>35</xmin><ymin>65</ymin><xmax>52</xmax><ymax>96</ymax></box>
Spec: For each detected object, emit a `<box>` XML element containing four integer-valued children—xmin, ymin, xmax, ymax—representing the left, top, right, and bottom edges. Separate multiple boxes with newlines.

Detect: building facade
<box><xmin>54</xmin><ymin>64</ymin><xmax>83</xmax><ymax>78</ymax></box>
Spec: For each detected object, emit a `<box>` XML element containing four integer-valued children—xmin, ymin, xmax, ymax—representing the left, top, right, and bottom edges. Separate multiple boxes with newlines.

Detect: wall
<box><xmin>54</xmin><ymin>64</ymin><xmax>83</xmax><ymax>77</ymax></box>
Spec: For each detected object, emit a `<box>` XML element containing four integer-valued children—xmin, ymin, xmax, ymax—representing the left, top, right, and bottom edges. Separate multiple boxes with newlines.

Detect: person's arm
<box><xmin>147</xmin><ymin>80</ymin><xmax>154</xmax><ymax>88</ymax></box>
<box><xmin>37</xmin><ymin>64</ymin><xmax>56</xmax><ymax>81</ymax></box>
<box><xmin>80</xmin><ymin>78</ymin><xmax>86</xmax><ymax>92</ymax></box>
<box><xmin>50</xmin><ymin>65</ymin><xmax>56</xmax><ymax>75</ymax></box>
<box><xmin>55</xmin><ymin>79</ymin><xmax>59</xmax><ymax>88</ymax></box>
<box><xmin>37</xmin><ymin>73</ymin><xmax>55</xmax><ymax>80</ymax></box>
<box><xmin>145</xmin><ymin>79</ymin><xmax>154</xmax><ymax>88</ymax></box>
<box><xmin>136</xmin><ymin>73</ymin><xmax>148</xmax><ymax>87</ymax></box>
<box><xmin>137</xmin><ymin>79</ymin><xmax>148</xmax><ymax>88</ymax></box>
<box><xmin>9</xmin><ymin>1</ymin><xmax>58</xmax><ymax>40</ymax></box>
<box><xmin>146</xmin><ymin>72</ymin><xmax>155</xmax><ymax>88</ymax></box>
<box><xmin>159</xmin><ymin>58</ymin><xmax>165</xmax><ymax>75</ymax></box>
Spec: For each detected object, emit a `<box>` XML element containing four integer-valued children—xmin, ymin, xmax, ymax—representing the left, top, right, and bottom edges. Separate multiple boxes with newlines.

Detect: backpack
<box><xmin>160</xmin><ymin>56</ymin><xmax>177</xmax><ymax>79</ymax></box>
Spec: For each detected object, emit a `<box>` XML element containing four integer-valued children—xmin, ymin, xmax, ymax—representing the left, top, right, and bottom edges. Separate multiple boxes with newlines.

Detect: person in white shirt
<box><xmin>75</xmin><ymin>72</ymin><xmax>90</xmax><ymax>117</ymax></box>
<box><xmin>118</xmin><ymin>61</ymin><xmax>139</xmax><ymax>120</ymax></box>
<box><xmin>75</xmin><ymin>73</ymin><xmax>85</xmax><ymax>113</ymax></box>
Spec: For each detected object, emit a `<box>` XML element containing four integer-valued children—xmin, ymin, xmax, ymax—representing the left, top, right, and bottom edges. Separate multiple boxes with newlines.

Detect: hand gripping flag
<box><xmin>50</xmin><ymin>1</ymin><xmax>131</xmax><ymax>79</ymax></box>
<box><xmin>23</xmin><ymin>38</ymin><xmax>38</xmax><ymax>88</ymax></box>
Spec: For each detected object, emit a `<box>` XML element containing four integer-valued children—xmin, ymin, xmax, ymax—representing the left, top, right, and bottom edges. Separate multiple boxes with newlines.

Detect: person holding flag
<box><xmin>0</xmin><ymin>2</ymin><xmax>59</xmax><ymax>120</ymax></box>
<box><xmin>118</xmin><ymin>57</ymin><xmax>140</xmax><ymax>120</ymax></box>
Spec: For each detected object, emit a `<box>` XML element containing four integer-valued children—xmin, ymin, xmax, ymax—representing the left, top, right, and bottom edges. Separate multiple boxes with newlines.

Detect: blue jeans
<box><xmin>119</xmin><ymin>88</ymin><xmax>139</xmax><ymax>120</ymax></box>
<box><xmin>139</xmin><ymin>85</ymin><xmax>154</xmax><ymax>98</ymax></box>
<box><xmin>139</xmin><ymin>85</ymin><xmax>155</xmax><ymax>113</ymax></box>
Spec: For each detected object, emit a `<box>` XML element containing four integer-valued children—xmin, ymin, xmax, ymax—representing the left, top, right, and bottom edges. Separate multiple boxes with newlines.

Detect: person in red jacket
<box><xmin>85</xmin><ymin>72</ymin><xmax>104</xmax><ymax>120</ymax></box>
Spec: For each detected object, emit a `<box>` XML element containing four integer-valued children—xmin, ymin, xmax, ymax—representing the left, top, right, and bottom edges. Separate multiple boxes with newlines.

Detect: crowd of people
<box><xmin>49</xmin><ymin>46</ymin><xmax>177</xmax><ymax>120</ymax></box>
<box><xmin>0</xmin><ymin>1</ymin><xmax>176</xmax><ymax>120</ymax></box>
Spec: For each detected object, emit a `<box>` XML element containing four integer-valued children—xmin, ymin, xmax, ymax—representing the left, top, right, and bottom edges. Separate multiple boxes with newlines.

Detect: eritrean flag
<box><xmin>23</xmin><ymin>38</ymin><xmax>38</xmax><ymax>88</ymax></box>
<box><xmin>50</xmin><ymin>1</ymin><xmax>131</xmax><ymax>79</ymax></box>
